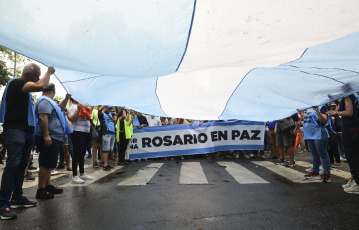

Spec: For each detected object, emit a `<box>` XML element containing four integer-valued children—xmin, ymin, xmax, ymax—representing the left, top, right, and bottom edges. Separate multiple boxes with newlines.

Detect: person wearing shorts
<box><xmin>275</xmin><ymin>116</ymin><xmax>299</xmax><ymax>166</ymax></box>
<box><xmin>98</xmin><ymin>105</ymin><xmax>116</xmax><ymax>171</ymax></box>
<box><xmin>35</xmin><ymin>84</ymin><xmax>70</xmax><ymax>199</ymax></box>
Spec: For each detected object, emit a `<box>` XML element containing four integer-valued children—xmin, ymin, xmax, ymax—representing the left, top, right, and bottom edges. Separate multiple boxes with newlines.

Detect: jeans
<box><xmin>306</xmin><ymin>133</ymin><xmax>330</xmax><ymax>174</ymax></box>
<box><xmin>102</xmin><ymin>133</ymin><xmax>115</xmax><ymax>152</ymax></box>
<box><xmin>0</xmin><ymin>129</ymin><xmax>34</xmax><ymax>205</ymax></box>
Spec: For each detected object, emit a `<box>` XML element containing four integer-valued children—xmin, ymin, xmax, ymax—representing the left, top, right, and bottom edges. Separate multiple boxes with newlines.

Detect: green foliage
<box><xmin>0</xmin><ymin>45</ymin><xmax>30</xmax><ymax>86</ymax></box>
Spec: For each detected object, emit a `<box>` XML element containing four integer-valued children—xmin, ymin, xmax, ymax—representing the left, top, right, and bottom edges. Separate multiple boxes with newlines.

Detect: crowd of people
<box><xmin>0</xmin><ymin>63</ymin><xmax>358</xmax><ymax>220</ymax></box>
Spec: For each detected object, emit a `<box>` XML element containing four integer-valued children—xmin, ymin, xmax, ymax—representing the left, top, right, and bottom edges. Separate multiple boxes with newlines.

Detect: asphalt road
<box><xmin>0</xmin><ymin>151</ymin><xmax>359</xmax><ymax>230</ymax></box>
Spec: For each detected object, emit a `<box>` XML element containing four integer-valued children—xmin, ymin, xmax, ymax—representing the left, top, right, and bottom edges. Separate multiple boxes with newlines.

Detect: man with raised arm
<box><xmin>0</xmin><ymin>63</ymin><xmax>55</xmax><ymax>220</ymax></box>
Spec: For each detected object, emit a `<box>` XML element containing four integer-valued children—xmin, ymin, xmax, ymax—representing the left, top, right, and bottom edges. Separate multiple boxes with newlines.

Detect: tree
<box><xmin>0</xmin><ymin>45</ymin><xmax>30</xmax><ymax>86</ymax></box>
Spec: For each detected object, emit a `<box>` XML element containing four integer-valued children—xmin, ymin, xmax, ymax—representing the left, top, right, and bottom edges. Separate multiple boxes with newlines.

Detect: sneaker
<box><xmin>344</xmin><ymin>181</ymin><xmax>359</xmax><ymax>194</ymax></box>
<box><xmin>79</xmin><ymin>174</ymin><xmax>93</xmax><ymax>180</ymax></box>
<box><xmin>35</xmin><ymin>188</ymin><xmax>54</xmax><ymax>199</ymax></box>
<box><xmin>342</xmin><ymin>179</ymin><xmax>355</xmax><ymax>189</ymax></box>
<box><xmin>319</xmin><ymin>168</ymin><xmax>324</xmax><ymax>176</ymax></box>
<box><xmin>268</xmin><ymin>155</ymin><xmax>278</xmax><ymax>159</ymax></box>
<box><xmin>322</xmin><ymin>172</ymin><xmax>331</xmax><ymax>183</ymax></box>
<box><xmin>56</xmin><ymin>164</ymin><xmax>65</xmax><ymax>169</ymax></box>
<box><xmin>10</xmin><ymin>196</ymin><xmax>37</xmax><ymax>208</ymax></box>
<box><xmin>66</xmin><ymin>167</ymin><xmax>72</xmax><ymax>171</ymax></box>
<box><xmin>93</xmin><ymin>162</ymin><xmax>100</xmax><ymax>168</ymax></box>
<box><xmin>275</xmin><ymin>159</ymin><xmax>285</xmax><ymax>165</ymax></box>
<box><xmin>24</xmin><ymin>174</ymin><xmax>36</xmax><ymax>181</ymax></box>
<box><xmin>305</xmin><ymin>166</ymin><xmax>313</xmax><ymax>172</ymax></box>
<box><xmin>28</xmin><ymin>165</ymin><xmax>37</xmax><ymax>170</ymax></box>
<box><xmin>103</xmin><ymin>165</ymin><xmax>111</xmax><ymax>171</ymax></box>
<box><xmin>286</xmin><ymin>161</ymin><xmax>296</xmax><ymax>167</ymax></box>
<box><xmin>72</xmin><ymin>175</ymin><xmax>85</xmax><ymax>184</ymax></box>
<box><xmin>45</xmin><ymin>185</ymin><xmax>63</xmax><ymax>194</ymax></box>
<box><xmin>332</xmin><ymin>163</ymin><xmax>342</xmax><ymax>168</ymax></box>
<box><xmin>0</xmin><ymin>203</ymin><xmax>17</xmax><ymax>220</ymax></box>
<box><xmin>340</xmin><ymin>156</ymin><xmax>346</xmax><ymax>162</ymax></box>
<box><xmin>86</xmin><ymin>155</ymin><xmax>92</xmax><ymax>159</ymax></box>
<box><xmin>51</xmin><ymin>169</ymin><xmax>60</xmax><ymax>175</ymax></box>
<box><xmin>305</xmin><ymin>172</ymin><xmax>321</xmax><ymax>180</ymax></box>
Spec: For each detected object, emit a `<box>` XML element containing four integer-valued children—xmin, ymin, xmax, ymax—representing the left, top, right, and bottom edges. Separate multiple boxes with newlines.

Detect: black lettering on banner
<box><xmin>130</xmin><ymin>144</ymin><xmax>138</xmax><ymax>149</ymax></box>
<box><xmin>251</xmin><ymin>130</ymin><xmax>261</xmax><ymax>140</ymax></box>
<box><xmin>240</xmin><ymin>130</ymin><xmax>250</xmax><ymax>140</ymax></box>
<box><xmin>218</xmin><ymin>130</ymin><xmax>228</xmax><ymax>141</ymax></box>
<box><xmin>173</xmin><ymin>135</ymin><xmax>184</xmax><ymax>145</ymax></box>
<box><xmin>152</xmin><ymin>136</ymin><xmax>163</xmax><ymax>147</ymax></box>
<box><xmin>183</xmin><ymin>134</ymin><xmax>194</xmax><ymax>144</ymax></box>
<box><xmin>198</xmin><ymin>133</ymin><xmax>208</xmax><ymax>143</ymax></box>
<box><xmin>193</xmin><ymin>134</ymin><xmax>198</xmax><ymax>144</ymax></box>
<box><xmin>232</xmin><ymin>130</ymin><xmax>240</xmax><ymax>140</ymax></box>
<box><xmin>142</xmin><ymin>137</ymin><xmax>152</xmax><ymax>148</ymax></box>
<box><xmin>132</xmin><ymin>138</ymin><xmax>137</xmax><ymax>144</ymax></box>
<box><xmin>211</xmin><ymin>131</ymin><xmax>218</xmax><ymax>142</ymax></box>
<box><xmin>163</xmin><ymin>136</ymin><xmax>172</xmax><ymax>146</ymax></box>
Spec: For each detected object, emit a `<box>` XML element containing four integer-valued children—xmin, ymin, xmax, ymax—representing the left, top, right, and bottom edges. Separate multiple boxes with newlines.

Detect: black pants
<box><xmin>118</xmin><ymin>133</ymin><xmax>128</xmax><ymax>162</ymax></box>
<box><xmin>343</xmin><ymin>131</ymin><xmax>359</xmax><ymax>183</ymax></box>
<box><xmin>327</xmin><ymin>130</ymin><xmax>340</xmax><ymax>164</ymax></box>
<box><xmin>70</xmin><ymin>131</ymin><xmax>90</xmax><ymax>176</ymax></box>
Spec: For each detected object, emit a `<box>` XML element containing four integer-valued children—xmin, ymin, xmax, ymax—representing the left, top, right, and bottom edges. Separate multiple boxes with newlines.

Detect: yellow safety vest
<box><xmin>116</xmin><ymin>115</ymin><xmax>133</xmax><ymax>142</ymax></box>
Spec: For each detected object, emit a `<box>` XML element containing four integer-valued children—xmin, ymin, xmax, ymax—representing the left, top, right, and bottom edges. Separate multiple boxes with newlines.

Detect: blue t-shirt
<box><xmin>36</xmin><ymin>99</ymin><xmax>64</xmax><ymax>141</ymax></box>
<box><xmin>303</xmin><ymin>107</ymin><xmax>329</xmax><ymax>140</ymax></box>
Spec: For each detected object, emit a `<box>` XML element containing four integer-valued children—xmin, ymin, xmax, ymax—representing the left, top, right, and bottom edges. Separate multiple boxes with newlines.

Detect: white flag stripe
<box><xmin>118</xmin><ymin>163</ymin><xmax>163</xmax><ymax>186</ymax></box>
<box><xmin>217</xmin><ymin>162</ymin><xmax>269</xmax><ymax>184</ymax></box>
<box><xmin>253</xmin><ymin>161</ymin><xmax>321</xmax><ymax>183</ymax></box>
<box><xmin>179</xmin><ymin>162</ymin><xmax>209</xmax><ymax>184</ymax></box>
<box><xmin>24</xmin><ymin>164</ymin><xmax>92</xmax><ymax>189</ymax></box>
<box><xmin>295</xmin><ymin>161</ymin><xmax>351</xmax><ymax>179</ymax></box>
<box><xmin>60</xmin><ymin>165</ymin><xmax>123</xmax><ymax>187</ymax></box>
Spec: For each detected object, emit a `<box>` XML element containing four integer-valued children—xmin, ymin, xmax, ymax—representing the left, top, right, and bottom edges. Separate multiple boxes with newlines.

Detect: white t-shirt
<box><xmin>68</xmin><ymin>104</ymin><xmax>90</xmax><ymax>133</ymax></box>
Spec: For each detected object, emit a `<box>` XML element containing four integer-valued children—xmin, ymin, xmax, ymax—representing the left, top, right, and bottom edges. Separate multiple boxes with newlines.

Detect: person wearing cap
<box><xmin>98</xmin><ymin>105</ymin><xmax>116</xmax><ymax>171</ymax></box>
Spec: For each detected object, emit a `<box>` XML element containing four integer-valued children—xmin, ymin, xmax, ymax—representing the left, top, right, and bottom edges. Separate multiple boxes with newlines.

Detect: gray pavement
<box><xmin>0</xmin><ymin>151</ymin><xmax>359</xmax><ymax>230</ymax></box>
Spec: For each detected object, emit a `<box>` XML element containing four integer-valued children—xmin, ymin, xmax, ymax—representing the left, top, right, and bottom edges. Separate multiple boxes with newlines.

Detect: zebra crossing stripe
<box><xmin>179</xmin><ymin>162</ymin><xmax>209</xmax><ymax>184</ymax></box>
<box><xmin>23</xmin><ymin>164</ymin><xmax>93</xmax><ymax>189</ymax></box>
<box><xmin>60</xmin><ymin>165</ymin><xmax>124</xmax><ymax>187</ymax></box>
<box><xmin>295</xmin><ymin>161</ymin><xmax>350</xmax><ymax>179</ymax></box>
<box><xmin>118</xmin><ymin>163</ymin><xmax>163</xmax><ymax>186</ymax></box>
<box><xmin>217</xmin><ymin>162</ymin><xmax>269</xmax><ymax>184</ymax></box>
<box><xmin>253</xmin><ymin>161</ymin><xmax>321</xmax><ymax>183</ymax></box>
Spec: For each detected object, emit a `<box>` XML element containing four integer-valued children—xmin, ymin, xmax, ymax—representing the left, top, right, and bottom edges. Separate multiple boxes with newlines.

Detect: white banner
<box><xmin>126</xmin><ymin>121</ymin><xmax>265</xmax><ymax>160</ymax></box>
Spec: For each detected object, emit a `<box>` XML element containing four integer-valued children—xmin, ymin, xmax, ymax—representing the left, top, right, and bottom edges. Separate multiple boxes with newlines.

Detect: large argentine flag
<box><xmin>1</xmin><ymin>0</ymin><xmax>359</xmax><ymax>121</ymax></box>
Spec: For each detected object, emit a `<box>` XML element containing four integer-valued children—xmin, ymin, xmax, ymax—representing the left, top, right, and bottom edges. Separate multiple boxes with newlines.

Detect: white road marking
<box><xmin>217</xmin><ymin>162</ymin><xmax>269</xmax><ymax>184</ymax></box>
<box><xmin>295</xmin><ymin>161</ymin><xmax>351</xmax><ymax>179</ymax></box>
<box><xmin>118</xmin><ymin>163</ymin><xmax>163</xmax><ymax>186</ymax></box>
<box><xmin>60</xmin><ymin>165</ymin><xmax>123</xmax><ymax>187</ymax></box>
<box><xmin>23</xmin><ymin>164</ymin><xmax>92</xmax><ymax>189</ymax></box>
<box><xmin>179</xmin><ymin>162</ymin><xmax>209</xmax><ymax>184</ymax></box>
<box><xmin>253</xmin><ymin>161</ymin><xmax>321</xmax><ymax>183</ymax></box>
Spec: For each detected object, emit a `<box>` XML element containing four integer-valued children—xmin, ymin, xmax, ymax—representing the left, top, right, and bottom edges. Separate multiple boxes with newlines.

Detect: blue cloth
<box><xmin>0</xmin><ymin>78</ymin><xmax>36</xmax><ymax>128</ymax></box>
<box><xmin>102</xmin><ymin>112</ymin><xmax>115</xmax><ymax>133</ymax></box>
<box><xmin>35</xmin><ymin>96</ymin><xmax>73</xmax><ymax>138</ymax></box>
<box><xmin>268</xmin><ymin>121</ymin><xmax>276</xmax><ymax>130</ymax></box>
<box><xmin>133</xmin><ymin>115</ymin><xmax>140</xmax><ymax>127</ymax></box>
<box><xmin>303</xmin><ymin>107</ymin><xmax>329</xmax><ymax>140</ymax></box>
